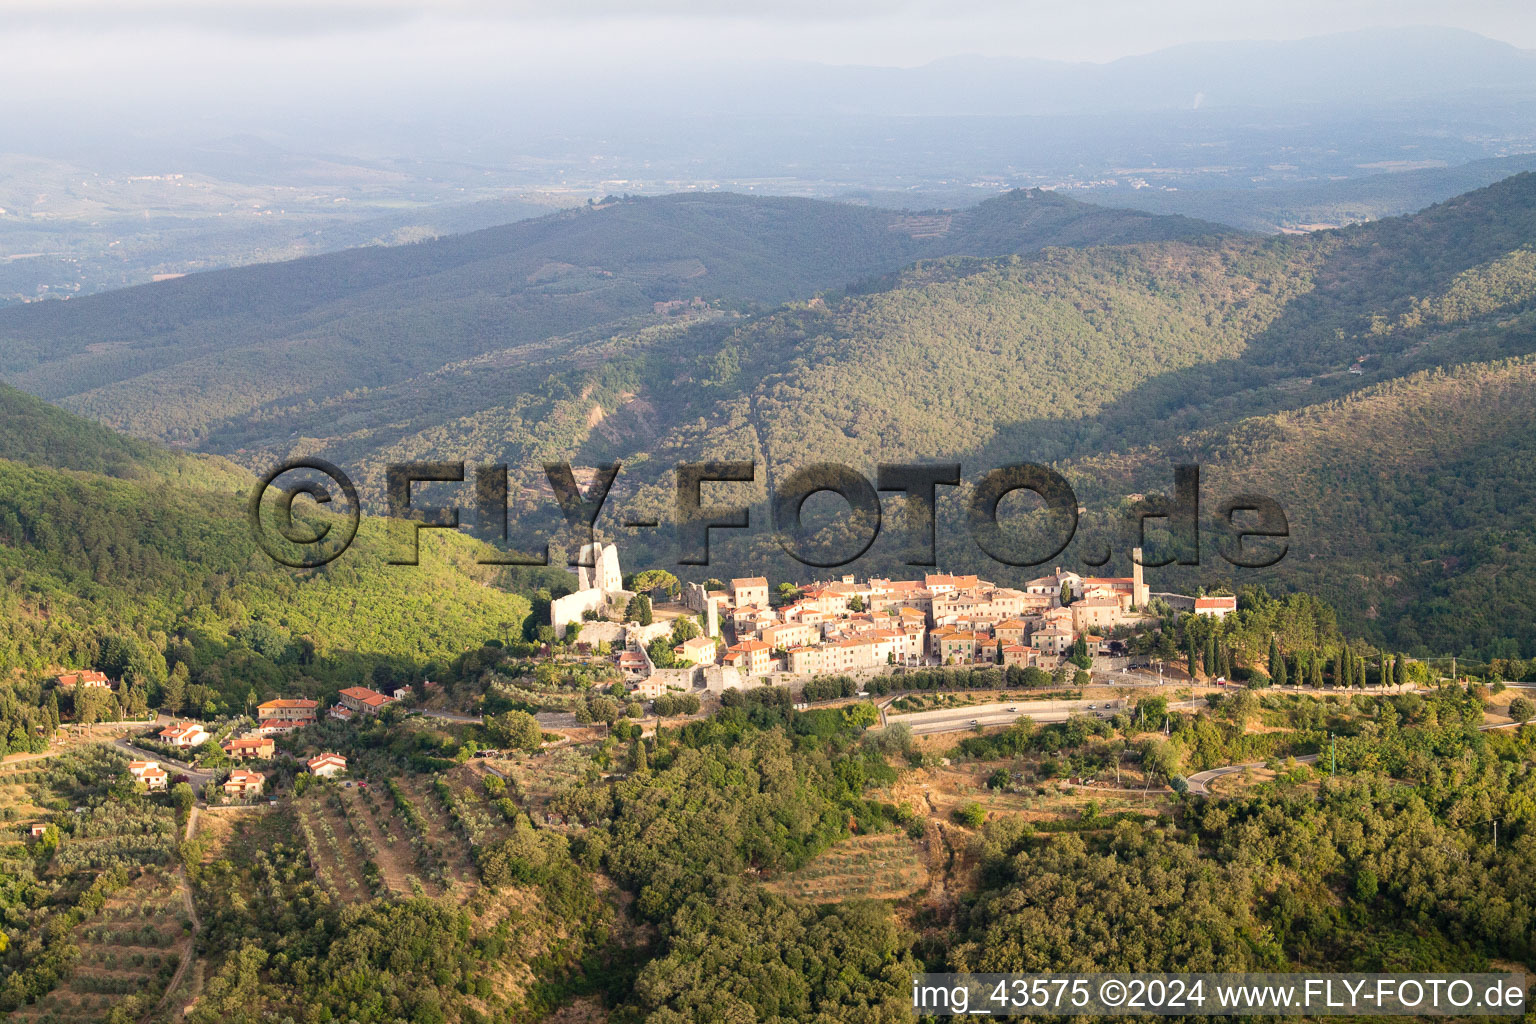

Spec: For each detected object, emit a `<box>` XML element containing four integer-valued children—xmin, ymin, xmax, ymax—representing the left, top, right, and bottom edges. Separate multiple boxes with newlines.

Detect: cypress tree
<box><xmin>1204</xmin><ymin>636</ymin><xmax>1217</xmax><ymax>676</ymax></box>
<box><xmin>1341</xmin><ymin>652</ymin><xmax>1353</xmax><ymax>690</ymax></box>
<box><xmin>1187</xmin><ymin>634</ymin><xmax>1199</xmax><ymax>677</ymax></box>
<box><xmin>1268</xmin><ymin>636</ymin><xmax>1281</xmax><ymax>681</ymax></box>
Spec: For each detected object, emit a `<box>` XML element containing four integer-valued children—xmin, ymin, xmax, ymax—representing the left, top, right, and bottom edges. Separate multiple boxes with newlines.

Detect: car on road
<box><xmin>969</xmin><ymin>719</ymin><xmax>979</xmax><ymax>725</ymax></box>
<box><xmin>1008</xmin><ymin>706</ymin><xmax>1017</xmax><ymax>712</ymax></box>
<box><xmin>1087</xmin><ymin>703</ymin><xmax>1097</xmax><ymax>709</ymax></box>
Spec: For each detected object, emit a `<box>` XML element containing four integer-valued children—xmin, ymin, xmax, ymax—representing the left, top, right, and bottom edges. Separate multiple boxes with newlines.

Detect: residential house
<box><xmin>336</xmin><ymin>687</ymin><xmax>396</xmax><ymax>715</ymax></box>
<box><xmin>55</xmin><ymin>670</ymin><xmax>111</xmax><ymax>690</ymax></box>
<box><xmin>1070</xmin><ymin>596</ymin><xmax>1124</xmax><ymax>634</ymax></box>
<box><xmin>728</xmin><ymin>576</ymin><xmax>770</xmax><ymax>610</ymax></box>
<box><xmin>617</xmin><ymin>650</ymin><xmax>650</xmax><ymax>679</ymax></box>
<box><xmin>1032</xmin><ymin>627</ymin><xmax>1074</xmax><ymax>656</ymax></box>
<box><xmin>256</xmin><ymin>698</ymin><xmax>318</xmax><ymax>735</ymax></box>
<box><xmin>158</xmin><ymin>722</ymin><xmax>209</xmax><ymax>748</ymax></box>
<box><xmin>306</xmin><ymin>753</ymin><xmax>347</xmax><ymax>778</ymax></box>
<box><xmin>129</xmin><ymin>760</ymin><xmax>169</xmax><ymax>791</ymax></box>
<box><xmin>1194</xmin><ymin>595</ymin><xmax>1238</xmax><ymax>618</ymax></box>
<box><xmin>223</xmin><ymin>769</ymin><xmax>266</xmax><ymax>800</ymax></box>
<box><xmin>672</xmin><ymin>635</ymin><xmax>718</xmax><ymax>666</ymax></box>
<box><xmin>222</xmin><ymin>735</ymin><xmax>275</xmax><ymax>760</ymax></box>
<box><xmin>759</xmin><ymin>622</ymin><xmax>819</xmax><ymax>652</ymax></box>
<box><xmin>722</xmin><ymin>639</ymin><xmax>774</xmax><ymax>676</ymax></box>
<box><xmin>1001</xmin><ymin>645</ymin><xmax>1039</xmax><ymax>669</ymax></box>
<box><xmin>994</xmin><ymin>619</ymin><xmax>1030</xmax><ymax>645</ymax></box>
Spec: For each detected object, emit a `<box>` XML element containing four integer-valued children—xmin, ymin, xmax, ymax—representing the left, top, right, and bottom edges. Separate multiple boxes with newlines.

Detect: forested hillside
<box><xmin>0</xmin><ymin>189</ymin><xmax>1219</xmax><ymax>447</ymax></box>
<box><xmin>7</xmin><ymin>176</ymin><xmax>1536</xmax><ymax>659</ymax></box>
<box><xmin>0</xmin><ymin>394</ymin><xmax>568</xmax><ymax>712</ymax></box>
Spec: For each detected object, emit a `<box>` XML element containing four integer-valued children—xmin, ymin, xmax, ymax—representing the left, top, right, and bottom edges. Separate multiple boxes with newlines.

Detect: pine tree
<box><xmin>162</xmin><ymin>663</ymin><xmax>188</xmax><ymax>714</ymax></box>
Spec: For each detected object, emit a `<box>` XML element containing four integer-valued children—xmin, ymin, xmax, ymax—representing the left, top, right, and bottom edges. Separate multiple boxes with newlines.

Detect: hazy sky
<box><xmin>2</xmin><ymin>0</ymin><xmax>1534</xmax><ymax>74</ymax></box>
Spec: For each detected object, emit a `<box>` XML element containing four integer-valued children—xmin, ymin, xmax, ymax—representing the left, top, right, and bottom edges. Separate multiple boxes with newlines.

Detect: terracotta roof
<box><xmin>257</xmin><ymin>698</ymin><xmax>318</xmax><ymax>710</ymax></box>
<box><xmin>56</xmin><ymin>670</ymin><xmax>110</xmax><ymax>687</ymax></box>
<box><xmin>338</xmin><ymin>686</ymin><xmax>393</xmax><ymax>707</ymax></box>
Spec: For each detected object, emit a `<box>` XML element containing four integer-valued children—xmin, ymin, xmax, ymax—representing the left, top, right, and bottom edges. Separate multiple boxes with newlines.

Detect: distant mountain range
<box><xmin>4</xmin><ymin>173</ymin><xmax>1536</xmax><ymax>659</ymax></box>
<box><xmin>602</xmin><ymin>27</ymin><xmax>1536</xmax><ymax>119</ymax></box>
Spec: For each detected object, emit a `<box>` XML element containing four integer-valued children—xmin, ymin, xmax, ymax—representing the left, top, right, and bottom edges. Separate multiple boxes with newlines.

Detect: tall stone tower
<box><xmin>1131</xmin><ymin>546</ymin><xmax>1150</xmax><ymax>609</ymax></box>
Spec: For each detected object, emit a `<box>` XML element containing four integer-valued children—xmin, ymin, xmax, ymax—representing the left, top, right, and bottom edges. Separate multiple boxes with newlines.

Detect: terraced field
<box><xmin>8</xmin><ymin>867</ymin><xmax>190</xmax><ymax>1022</ymax></box>
<box><xmin>1</xmin><ymin>745</ymin><xmax>189</xmax><ymax>1021</ymax></box>
<box><xmin>767</xmin><ymin>831</ymin><xmax>929</xmax><ymax>904</ymax></box>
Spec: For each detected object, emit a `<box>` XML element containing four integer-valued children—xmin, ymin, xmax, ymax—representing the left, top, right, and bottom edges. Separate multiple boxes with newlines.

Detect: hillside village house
<box><xmin>336</xmin><ymin>687</ymin><xmax>396</xmax><ymax>716</ymax></box>
<box><xmin>729</xmin><ymin>576</ymin><xmax>770</xmax><ymax>610</ymax></box>
<box><xmin>158</xmin><ymin>722</ymin><xmax>209</xmax><ymax>748</ymax></box>
<box><xmin>222</xmin><ymin>769</ymin><xmax>266</xmax><ymax>800</ymax></box>
<box><xmin>29</xmin><ymin>823</ymin><xmax>48</xmax><ymax>837</ymax></box>
<box><xmin>722</xmin><ymin>639</ymin><xmax>774</xmax><ymax>676</ymax></box>
<box><xmin>594</xmin><ymin>548</ymin><xmax>1201</xmax><ymax>697</ymax></box>
<box><xmin>55</xmin><ymin>670</ymin><xmax>111</xmax><ymax>690</ymax></box>
<box><xmin>1194</xmin><ymin>595</ymin><xmax>1238</xmax><ymax>618</ymax></box>
<box><xmin>129</xmin><ymin>760</ymin><xmax>169</xmax><ymax>791</ymax></box>
<box><xmin>256</xmin><ymin>697</ymin><xmax>318</xmax><ymax>736</ymax></box>
<box><xmin>672</xmin><ymin>635</ymin><xmax>718</xmax><ymax>666</ymax></box>
<box><xmin>307</xmin><ymin>753</ymin><xmax>347</xmax><ymax>777</ymax></box>
<box><xmin>223</xmin><ymin>735</ymin><xmax>275</xmax><ymax>760</ymax></box>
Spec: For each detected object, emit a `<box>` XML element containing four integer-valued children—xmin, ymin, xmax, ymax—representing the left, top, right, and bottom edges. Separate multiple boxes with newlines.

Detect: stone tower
<box><xmin>1131</xmin><ymin>546</ymin><xmax>1150</xmax><ymax>609</ymax></box>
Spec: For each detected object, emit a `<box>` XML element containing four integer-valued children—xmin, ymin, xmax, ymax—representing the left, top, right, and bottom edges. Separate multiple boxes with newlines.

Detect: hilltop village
<box><xmin>553</xmin><ymin>543</ymin><xmax>1236</xmax><ymax>698</ymax></box>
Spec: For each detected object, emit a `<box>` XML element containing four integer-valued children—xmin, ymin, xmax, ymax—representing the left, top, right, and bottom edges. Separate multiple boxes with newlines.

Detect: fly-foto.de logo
<box><xmin>247</xmin><ymin>459</ymin><xmax>1287</xmax><ymax>571</ymax></box>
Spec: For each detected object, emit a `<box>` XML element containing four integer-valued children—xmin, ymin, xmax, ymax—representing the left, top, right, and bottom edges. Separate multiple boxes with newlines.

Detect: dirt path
<box><xmin>147</xmin><ymin>807</ymin><xmax>202</xmax><ymax>1022</ymax></box>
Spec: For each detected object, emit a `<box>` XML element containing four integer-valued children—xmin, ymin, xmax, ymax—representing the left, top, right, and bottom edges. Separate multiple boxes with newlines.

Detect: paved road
<box><xmin>112</xmin><ymin>738</ymin><xmax>216</xmax><ymax>789</ymax></box>
<box><xmin>1186</xmin><ymin>755</ymin><xmax>1322</xmax><ymax>795</ymax></box>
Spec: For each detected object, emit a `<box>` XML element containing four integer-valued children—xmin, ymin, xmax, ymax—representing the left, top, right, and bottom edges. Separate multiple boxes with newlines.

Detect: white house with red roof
<box><xmin>128</xmin><ymin>760</ymin><xmax>169</xmax><ymax>791</ymax></box>
<box><xmin>56</xmin><ymin>669</ymin><xmax>112</xmax><ymax>690</ymax></box>
<box><xmin>1193</xmin><ymin>595</ymin><xmax>1238</xmax><ymax>618</ymax></box>
<box><xmin>158</xmin><ymin>722</ymin><xmax>209</xmax><ymax>748</ymax></box>
<box><xmin>306</xmin><ymin>753</ymin><xmax>347</xmax><ymax>778</ymax></box>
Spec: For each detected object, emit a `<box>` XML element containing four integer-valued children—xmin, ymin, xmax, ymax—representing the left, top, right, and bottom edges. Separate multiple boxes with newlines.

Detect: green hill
<box><xmin>0</xmin><ymin>189</ymin><xmax>1222</xmax><ymax>448</ymax></box>
<box><xmin>498</xmin><ymin>174</ymin><xmax>1536</xmax><ymax>660</ymax></box>
<box><xmin>0</xmin><ymin>391</ymin><xmax>567</xmax><ymax>709</ymax></box>
<box><xmin>8</xmin><ymin>177</ymin><xmax>1536</xmax><ymax>659</ymax></box>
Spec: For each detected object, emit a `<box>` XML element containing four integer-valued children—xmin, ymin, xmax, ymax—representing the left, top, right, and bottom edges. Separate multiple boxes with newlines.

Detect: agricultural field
<box><xmin>767</xmin><ymin>831</ymin><xmax>929</xmax><ymax>904</ymax></box>
<box><xmin>7</xmin><ymin>866</ymin><xmax>190</xmax><ymax>1023</ymax></box>
<box><xmin>486</xmin><ymin>746</ymin><xmax>600</xmax><ymax>827</ymax></box>
<box><xmin>0</xmin><ymin>759</ymin><xmax>56</xmax><ymax>829</ymax></box>
<box><xmin>0</xmin><ymin>745</ymin><xmax>188</xmax><ymax>1019</ymax></box>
